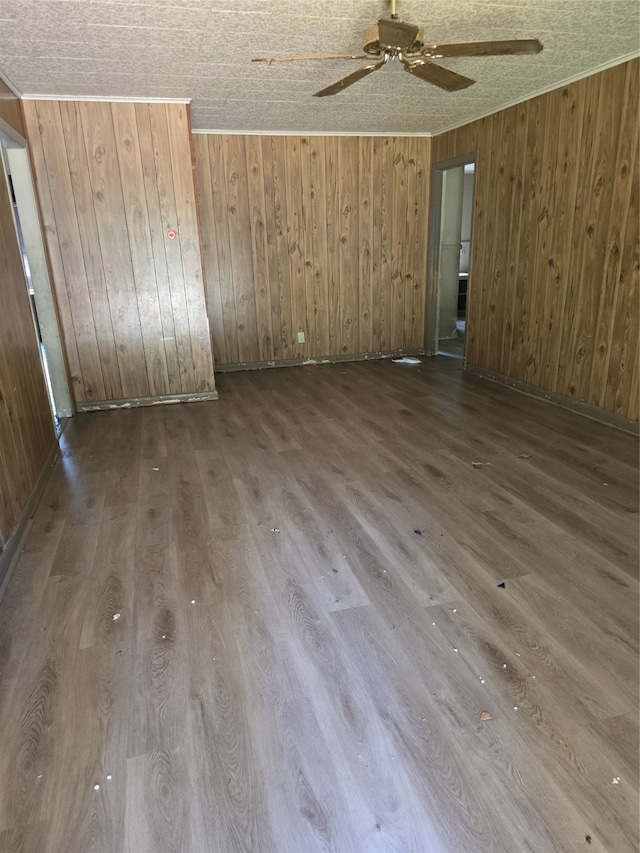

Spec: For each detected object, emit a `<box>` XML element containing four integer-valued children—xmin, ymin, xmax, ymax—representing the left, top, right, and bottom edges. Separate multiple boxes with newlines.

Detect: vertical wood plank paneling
<box><xmin>541</xmin><ymin>86</ymin><xmax>584</xmax><ymax>393</ymax></box>
<box><xmin>166</xmin><ymin>104</ymin><xmax>215</xmax><ymax>393</ymax></box>
<box><xmin>338</xmin><ymin>137</ymin><xmax>359</xmax><ymax>354</ymax></box>
<box><xmin>29</xmin><ymin>100</ymin><xmax>106</xmax><ymax>402</ymax></box>
<box><xmin>325</xmin><ymin>137</ymin><xmax>340</xmax><ymax>357</ymax></box>
<box><xmin>411</xmin><ymin>138</ymin><xmax>429</xmax><ymax>349</ymax></box>
<box><xmin>221</xmin><ymin>134</ymin><xmax>258</xmax><ymax>365</ymax></box>
<box><xmin>79</xmin><ymin>100</ymin><xmax>150</xmax><ymax>399</ymax></box>
<box><xmin>358</xmin><ymin>137</ymin><xmax>373</xmax><ymax>353</ymax></box>
<box><xmin>24</xmin><ymin>100</ymin><xmax>215</xmax><ymax>405</ymax></box>
<box><xmin>308</xmin><ymin>136</ymin><xmax>329</xmax><ymax>357</ymax></box>
<box><xmin>300</xmin><ymin>137</ymin><xmax>317</xmax><ymax>357</ymax></box>
<box><xmin>194</xmin><ymin>133</ymin><xmax>431</xmax><ymax>367</ymax></box>
<box><xmin>0</xmin><ymin>146</ymin><xmax>54</xmax><ymax>556</ymax></box>
<box><xmin>260</xmin><ymin>136</ymin><xmax>283</xmax><ymax>361</ymax></box>
<box><xmin>58</xmin><ymin>101</ymin><xmax>121</xmax><ymax>400</ymax></box>
<box><xmin>432</xmin><ymin>59</ymin><xmax>638</xmax><ymax>420</ymax></box>
<box><xmin>134</xmin><ymin>103</ymin><xmax>183</xmax><ymax>393</ymax></box>
<box><xmin>589</xmin><ymin>61</ymin><xmax>639</xmax><ymax>408</ymax></box>
<box><xmin>208</xmin><ymin>134</ymin><xmax>236</xmax><ymax>365</ymax></box>
<box><xmin>244</xmin><ymin>135</ymin><xmax>273</xmax><ymax>362</ymax></box>
<box><xmin>112</xmin><ymin>103</ymin><xmax>169</xmax><ymax>396</ymax></box>
<box><xmin>146</xmin><ymin>103</ymin><xmax>196</xmax><ymax>394</ymax></box>
<box><xmin>390</xmin><ymin>138</ymin><xmax>407</xmax><ymax>350</ymax></box>
<box><xmin>272</xmin><ymin>136</ymin><xmax>294</xmax><ymax>360</ymax></box>
<box><xmin>23</xmin><ymin>104</ymin><xmax>84</xmax><ymax>394</ymax></box>
<box><xmin>284</xmin><ymin>137</ymin><xmax>306</xmax><ymax>357</ymax></box>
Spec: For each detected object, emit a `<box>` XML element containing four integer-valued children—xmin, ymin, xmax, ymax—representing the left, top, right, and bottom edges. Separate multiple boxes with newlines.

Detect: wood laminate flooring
<box><xmin>0</xmin><ymin>359</ymin><xmax>637</xmax><ymax>853</ymax></box>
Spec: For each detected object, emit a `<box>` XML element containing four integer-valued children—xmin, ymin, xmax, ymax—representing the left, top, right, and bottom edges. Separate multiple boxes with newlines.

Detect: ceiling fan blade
<box><xmin>404</xmin><ymin>58</ymin><xmax>474</xmax><ymax>91</ymax></box>
<box><xmin>252</xmin><ymin>53</ymin><xmax>371</xmax><ymax>63</ymax></box>
<box><xmin>425</xmin><ymin>39</ymin><xmax>543</xmax><ymax>58</ymax></box>
<box><xmin>377</xmin><ymin>18</ymin><xmax>421</xmax><ymax>49</ymax></box>
<box><xmin>313</xmin><ymin>57</ymin><xmax>387</xmax><ymax>97</ymax></box>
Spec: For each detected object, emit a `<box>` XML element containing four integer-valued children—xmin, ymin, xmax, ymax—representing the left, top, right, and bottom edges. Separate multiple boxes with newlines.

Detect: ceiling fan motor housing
<box><xmin>363</xmin><ymin>21</ymin><xmax>425</xmax><ymax>56</ymax></box>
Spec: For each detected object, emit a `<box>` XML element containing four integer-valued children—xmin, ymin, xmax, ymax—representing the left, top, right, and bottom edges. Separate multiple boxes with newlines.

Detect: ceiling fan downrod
<box><xmin>390</xmin><ymin>0</ymin><xmax>398</xmax><ymax>20</ymax></box>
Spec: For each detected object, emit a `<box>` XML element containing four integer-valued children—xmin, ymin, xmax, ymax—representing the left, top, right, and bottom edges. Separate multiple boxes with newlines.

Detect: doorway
<box><xmin>426</xmin><ymin>153</ymin><xmax>477</xmax><ymax>365</ymax></box>
<box><xmin>0</xmin><ymin>119</ymin><xmax>73</xmax><ymax>424</ymax></box>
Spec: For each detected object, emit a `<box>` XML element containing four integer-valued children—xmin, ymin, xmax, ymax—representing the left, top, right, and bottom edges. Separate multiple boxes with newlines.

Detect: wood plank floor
<box><xmin>0</xmin><ymin>358</ymin><xmax>637</xmax><ymax>853</ymax></box>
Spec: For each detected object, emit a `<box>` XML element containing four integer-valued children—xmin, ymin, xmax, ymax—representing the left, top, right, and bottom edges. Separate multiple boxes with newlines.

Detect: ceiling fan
<box><xmin>252</xmin><ymin>0</ymin><xmax>543</xmax><ymax>97</ymax></box>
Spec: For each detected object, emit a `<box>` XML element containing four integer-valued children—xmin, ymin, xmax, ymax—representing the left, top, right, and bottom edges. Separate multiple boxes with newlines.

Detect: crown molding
<box><xmin>20</xmin><ymin>94</ymin><xmax>191</xmax><ymax>104</ymax></box>
<box><xmin>191</xmin><ymin>129</ymin><xmax>432</xmax><ymax>137</ymax></box>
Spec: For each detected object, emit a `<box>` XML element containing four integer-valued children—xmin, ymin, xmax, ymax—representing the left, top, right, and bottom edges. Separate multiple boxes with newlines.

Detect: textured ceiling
<box><xmin>0</xmin><ymin>0</ymin><xmax>638</xmax><ymax>134</ymax></box>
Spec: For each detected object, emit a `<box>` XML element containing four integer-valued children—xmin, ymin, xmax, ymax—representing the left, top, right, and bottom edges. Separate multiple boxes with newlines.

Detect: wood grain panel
<box><xmin>23</xmin><ymin>101</ymin><xmax>216</xmax><ymax>406</ymax></box>
<box><xmin>194</xmin><ymin>134</ymin><xmax>432</xmax><ymax>366</ymax></box>
<box><xmin>0</xmin><ymin>77</ymin><xmax>24</xmax><ymax>137</ymax></box>
<box><xmin>0</xmin><ymin>149</ymin><xmax>54</xmax><ymax>558</ymax></box>
<box><xmin>432</xmin><ymin>59</ymin><xmax>639</xmax><ymax>420</ymax></box>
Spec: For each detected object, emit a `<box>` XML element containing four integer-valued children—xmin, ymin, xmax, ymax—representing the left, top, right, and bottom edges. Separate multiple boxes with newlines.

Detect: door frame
<box><xmin>0</xmin><ymin>116</ymin><xmax>73</xmax><ymax>419</ymax></box>
<box><xmin>426</xmin><ymin>151</ymin><xmax>478</xmax><ymax>359</ymax></box>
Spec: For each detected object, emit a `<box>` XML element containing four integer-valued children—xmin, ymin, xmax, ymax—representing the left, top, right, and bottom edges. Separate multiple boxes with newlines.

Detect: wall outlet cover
<box><xmin>297</xmin><ymin>331</ymin><xmax>305</xmax><ymax>343</ymax></box>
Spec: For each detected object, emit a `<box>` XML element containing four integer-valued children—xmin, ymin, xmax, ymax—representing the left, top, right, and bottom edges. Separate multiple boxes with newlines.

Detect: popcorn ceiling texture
<box><xmin>0</xmin><ymin>0</ymin><xmax>637</xmax><ymax>133</ymax></box>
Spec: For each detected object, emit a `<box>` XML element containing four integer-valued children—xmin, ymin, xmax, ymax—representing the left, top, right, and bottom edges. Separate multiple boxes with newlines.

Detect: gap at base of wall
<box><xmin>76</xmin><ymin>390</ymin><xmax>219</xmax><ymax>412</ymax></box>
<box><xmin>215</xmin><ymin>349</ymin><xmax>428</xmax><ymax>373</ymax></box>
<box><xmin>0</xmin><ymin>439</ymin><xmax>59</xmax><ymax>601</ymax></box>
<box><xmin>466</xmin><ymin>365</ymin><xmax>638</xmax><ymax>436</ymax></box>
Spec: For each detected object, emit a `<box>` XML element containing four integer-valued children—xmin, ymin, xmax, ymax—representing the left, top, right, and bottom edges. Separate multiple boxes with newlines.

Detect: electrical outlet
<box><xmin>297</xmin><ymin>331</ymin><xmax>305</xmax><ymax>343</ymax></box>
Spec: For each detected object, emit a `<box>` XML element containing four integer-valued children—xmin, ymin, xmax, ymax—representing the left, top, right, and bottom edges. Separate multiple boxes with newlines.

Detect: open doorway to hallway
<box><xmin>427</xmin><ymin>154</ymin><xmax>476</xmax><ymax>367</ymax></box>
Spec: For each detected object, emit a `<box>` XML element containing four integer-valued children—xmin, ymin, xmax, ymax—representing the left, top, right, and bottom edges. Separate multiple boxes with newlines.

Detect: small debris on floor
<box><xmin>332</xmin><ymin>569</ymin><xmax>339</xmax><ymax>574</ymax></box>
<box><xmin>414</xmin><ymin>529</ymin><xmax>422</xmax><ymax>535</ymax></box>
<box><xmin>271</xmin><ymin>528</ymin><xmax>280</xmax><ymax>533</ymax></box>
<box><xmin>502</xmin><ymin>663</ymin><xmax>508</xmax><ymax>669</ymax></box>
<box><xmin>191</xmin><ymin>600</ymin><xmax>196</xmax><ymax>605</ymax></box>
<box><xmin>513</xmin><ymin>706</ymin><xmax>519</xmax><ymax>711</ymax></box>
<box><xmin>497</xmin><ymin>582</ymin><xmax>506</xmax><ymax>589</ymax></box>
<box><xmin>453</xmin><ymin>647</ymin><xmax>459</xmax><ymax>654</ymax></box>
<box><xmin>472</xmin><ymin>461</ymin><xmax>491</xmax><ymax>468</ymax></box>
<box><xmin>152</xmin><ymin>467</ymin><xmax>160</xmax><ymax>471</ymax></box>
<box><xmin>106</xmin><ymin>775</ymin><xmax>112</xmax><ymax>781</ymax></box>
<box><xmin>518</xmin><ymin>453</ymin><xmax>531</xmax><ymax>460</ymax></box>
<box><xmin>612</xmin><ymin>776</ymin><xmax>620</xmax><ymax>784</ymax></box>
<box><xmin>112</xmin><ymin>613</ymin><xmax>121</xmax><ymax>621</ymax></box>
<box><xmin>93</xmin><ymin>784</ymin><xmax>100</xmax><ymax>791</ymax></box>
<box><xmin>480</xmin><ymin>711</ymin><xmax>493</xmax><ymax>721</ymax></box>
<box><xmin>514</xmin><ymin>651</ymin><xmax>521</xmax><ymax>657</ymax></box>
<box><xmin>585</xmin><ymin>836</ymin><xmax>592</xmax><ymax>845</ymax></box>
<box><xmin>392</xmin><ymin>357</ymin><xmax>422</xmax><ymax>365</ymax></box>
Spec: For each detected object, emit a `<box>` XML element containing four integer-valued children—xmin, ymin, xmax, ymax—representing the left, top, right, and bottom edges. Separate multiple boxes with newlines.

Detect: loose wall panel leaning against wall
<box><xmin>23</xmin><ymin>100</ymin><xmax>216</xmax><ymax>408</ymax></box>
<box><xmin>194</xmin><ymin>134</ymin><xmax>431</xmax><ymax>368</ymax></box>
<box><xmin>432</xmin><ymin>60</ymin><xmax>639</xmax><ymax>421</ymax></box>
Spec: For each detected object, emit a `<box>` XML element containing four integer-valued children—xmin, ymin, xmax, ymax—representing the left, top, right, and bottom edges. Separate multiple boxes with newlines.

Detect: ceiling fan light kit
<box><xmin>252</xmin><ymin>2</ymin><xmax>543</xmax><ymax>97</ymax></box>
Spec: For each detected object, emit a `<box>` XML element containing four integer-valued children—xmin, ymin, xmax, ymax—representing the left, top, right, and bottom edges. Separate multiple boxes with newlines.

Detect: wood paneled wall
<box><xmin>194</xmin><ymin>135</ymin><xmax>430</xmax><ymax>366</ymax></box>
<box><xmin>0</xmin><ymin>76</ymin><xmax>25</xmax><ymax>136</ymax></box>
<box><xmin>0</xmin><ymin>148</ymin><xmax>55</xmax><ymax>557</ymax></box>
<box><xmin>23</xmin><ymin>101</ymin><xmax>216</xmax><ymax>406</ymax></box>
<box><xmin>433</xmin><ymin>60</ymin><xmax>639</xmax><ymax>420</ymax></box>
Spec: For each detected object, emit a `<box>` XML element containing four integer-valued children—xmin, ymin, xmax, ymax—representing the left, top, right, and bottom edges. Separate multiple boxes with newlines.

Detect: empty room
<box><xmin>0</xmin><ymin>1</ymin><xmax>638</xmax><ymax>851</ymax></box>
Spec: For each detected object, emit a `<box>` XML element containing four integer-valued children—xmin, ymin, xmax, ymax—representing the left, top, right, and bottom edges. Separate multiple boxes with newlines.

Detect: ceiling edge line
<box><xmin>191</xmin><ymin>129</ymin><xmax>433</xmax><ymax>137</ymax></box>
<box><xmin>19</xmin><ymin>94</ymin><xmax>192</xmax><ymax>104</ymax></box>
<box><xmin>433</xmin><ymin>51</ymin><xmax>640</xmax><ymax>137</ymax></box>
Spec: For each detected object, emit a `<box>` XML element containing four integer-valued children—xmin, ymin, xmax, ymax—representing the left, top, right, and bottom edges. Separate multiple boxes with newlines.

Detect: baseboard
<box><xmin>76</xmin><ymin>390</ymin><xmax>219</xmax><ymax>412</ymax></box>
<box><xmin>466</xmin><ymin>365</ymin><xmax>639</xmax><ymax>436</ymax></box>
<box><xmin>215</xmin><ymin>349</ymin><xmax>427</xmax><ymax>373</ymax></box>
<box><xmin>0</xmin><ymin>439</ymin><xmax>60</xmax><ymax>601</ymax></box>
